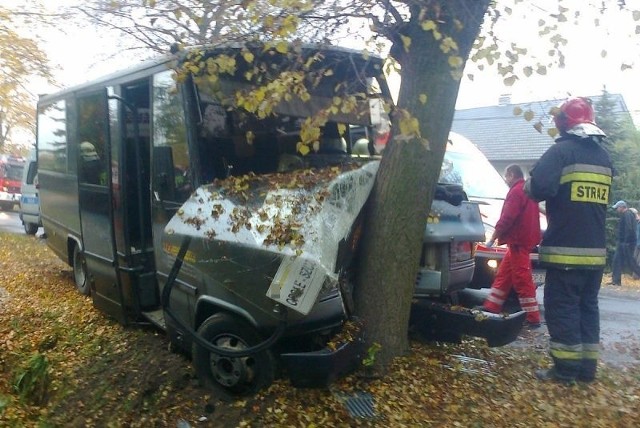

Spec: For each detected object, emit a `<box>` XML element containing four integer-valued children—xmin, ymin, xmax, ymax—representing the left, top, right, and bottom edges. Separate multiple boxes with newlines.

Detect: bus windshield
<box><xmin>186</xmin><ymin>48</ymin><xmax>390</xmax><ymax>183</ymax></box>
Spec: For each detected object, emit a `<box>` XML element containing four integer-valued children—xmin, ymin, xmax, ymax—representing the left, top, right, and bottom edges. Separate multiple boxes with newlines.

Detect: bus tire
<box><xmin>24</xmin><ymin>222</ymin><xmax>38</xmax><ymax>235</ymax></box>
<box><xmin>192</xmin><ymin>313</ymin><xmax>275</xmax><ymax>400</ymax></box>
<box><xmin>72</xmin><ymin>245</ymin><xmax>91</xmax><ymax>296</ymax></box>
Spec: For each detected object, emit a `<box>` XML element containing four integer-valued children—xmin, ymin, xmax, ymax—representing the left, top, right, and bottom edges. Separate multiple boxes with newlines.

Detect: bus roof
<box><xmin>38</xmin><ymin>42</ymin><xmax>386</xmax><ymax>105</ymax></box>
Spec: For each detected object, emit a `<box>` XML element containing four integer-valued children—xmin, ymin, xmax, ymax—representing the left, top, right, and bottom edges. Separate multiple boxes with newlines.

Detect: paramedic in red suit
<box><xmin>481</xmin><ymin>164</ymin><xmax>542</xmax><ymax>326</ymax></box>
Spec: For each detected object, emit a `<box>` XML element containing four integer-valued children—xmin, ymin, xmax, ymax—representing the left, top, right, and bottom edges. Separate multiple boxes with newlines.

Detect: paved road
<box><xmin>0</xmin><ymin>208</ymin><xmax>26</xmax><ymax>235</ymax></box>
<box><xmin>508</xmin><ymin>284</ymin><xmax>640</xmax><ymax>368</ymax></box>
<box><xmin>597</xmin><ymin>288</ymin><xmax>640</xmax><ymax>366</ymax></box>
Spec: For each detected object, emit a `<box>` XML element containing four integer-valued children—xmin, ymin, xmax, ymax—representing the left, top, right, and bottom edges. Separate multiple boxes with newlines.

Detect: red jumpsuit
<box><xmin>483</xmin><ymin>178</ymin><xmax>541</xmax><ymax>323</ymax></box>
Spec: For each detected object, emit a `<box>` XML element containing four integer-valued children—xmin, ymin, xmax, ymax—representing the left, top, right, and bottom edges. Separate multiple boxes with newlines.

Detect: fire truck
<box><xmin>0</xmin><ymin>154</ymin><xmax>25</xmax><ymax>211</ymax></box>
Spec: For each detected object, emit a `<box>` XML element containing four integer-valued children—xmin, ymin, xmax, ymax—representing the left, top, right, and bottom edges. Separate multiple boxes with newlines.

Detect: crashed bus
<box><xmin>36</xmin><ymin>42</ymin><xmax>523</xmax><ymax>397</ymax></box>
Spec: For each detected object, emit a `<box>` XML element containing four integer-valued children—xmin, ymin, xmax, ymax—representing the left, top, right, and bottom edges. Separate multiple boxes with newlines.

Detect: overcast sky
<box><xmin>456</xmin><ymin>1</ymin><xmax>640</xmax><ymax>121</ymax></box>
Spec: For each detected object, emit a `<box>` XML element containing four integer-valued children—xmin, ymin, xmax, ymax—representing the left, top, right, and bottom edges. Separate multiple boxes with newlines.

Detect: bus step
<box><xmin>142</xmin><ymin>309</ymin><xmax>166</xmax><ymax>330</ymax></box>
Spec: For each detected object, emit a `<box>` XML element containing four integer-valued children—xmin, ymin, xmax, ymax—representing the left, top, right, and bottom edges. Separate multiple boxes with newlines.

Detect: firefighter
<box><xmin>525</xmin><ymin>97</ymin><xmax>613</xmax><ymax>383</ymax></box>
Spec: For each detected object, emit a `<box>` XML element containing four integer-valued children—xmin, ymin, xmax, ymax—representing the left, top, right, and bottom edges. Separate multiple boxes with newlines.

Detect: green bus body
<box><xmin>36</xmin><ymin>43</ymin><xmax>522</xmax><ymax>396</ymax></box>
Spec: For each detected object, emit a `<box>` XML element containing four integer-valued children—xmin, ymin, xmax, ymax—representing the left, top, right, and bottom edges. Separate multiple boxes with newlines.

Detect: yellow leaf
<box><xmin>242</xmin><ymin>51</ymin><xmax>254</xmax><ymax>63</ymax></box>
<box><xmin>421</xmin><ymin>20</ymin><xmax>437</xmax><ymax>31</ymax></box>
<box><xmin>419</xmin><ymin>94</ymin><xmax>427</xmax><ymax>105</ymax></box>
<box><xmin>513</xmin><ymin>106</ymin><xmax>523</xmax><ymax>116</ymax></box>
<box><xmin>399</xmin><ymin>116</ymin><xmax>420</xmax><ymax>136</ymax></box>
<box><xmin>440</xmin><ymin>37</ymin><xmax>458</xmax><ymax>54</ymax></box>
<box><xmin>448</xmin><ymin>56</ymin><xmax>463</xmax><ymax>68</ymax></box>
<box><xmin>524</xmin><ymin>110</ymin><xmax>534</xmax><ymax>121</ymax></box>
<box><xmin>548</xmin><ymin>127</ymin><xmax>559</xmax><ymax>138</ymax></box>
<box><xmin>401</xmin><ymin>35</ymin><xmax>411</xmax><ymax>52</ymax></box>
<box><xmin>275</xmin><ymin>41</ymin><xmax>288</xmax><ymax>54</ymax></box>
<box><xmin>297</xmin><ymin>143</ymin><xmax>310</xmax><ymax>156</ymax></box>
<box><xmin>503</xmin><ymin>75</ymin><xmax>517</xmax><ymax>86</ymax></box>
<box><xmin>246</xmin><ymin>131</ymin><xmax>255</xmax><ymax>145</ymax></box>
<box><xmin>533</xmin><ymin>121</ymin><xmax>543</xmax><ymax>133</ymax></box>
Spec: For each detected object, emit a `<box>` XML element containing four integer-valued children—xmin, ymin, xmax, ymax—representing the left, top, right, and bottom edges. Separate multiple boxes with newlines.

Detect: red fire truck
<box><xmin>0</xmin><ymin>154</ymin><xmax>25</xmax><ymax>211</ymax></box>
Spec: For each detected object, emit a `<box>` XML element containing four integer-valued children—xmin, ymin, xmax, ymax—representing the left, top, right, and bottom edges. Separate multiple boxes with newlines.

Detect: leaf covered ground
<box><xmin>1</xmin><ymin>232</ymin><xmax>640</xmax><ymax>427</ymax></box>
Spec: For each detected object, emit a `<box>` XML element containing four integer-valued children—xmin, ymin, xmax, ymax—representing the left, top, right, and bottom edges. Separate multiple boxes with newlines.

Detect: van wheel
<box><xmin>192</xmin><ymin>313</ymin><xmax>275</xmax><ymax>399</ymax></box>
<box><xmin>24</xmin><ymin>222</ymin><xmax>38</xmax><ymax>235</ymax></box>
<box><xmin>72</xmin><ymin>245</ymin><xmax>90</xmax><ymax>295</ymax></box>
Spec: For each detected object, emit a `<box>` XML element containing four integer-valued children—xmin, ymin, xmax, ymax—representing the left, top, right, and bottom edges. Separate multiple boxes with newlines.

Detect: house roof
<box><xmin>451</xmin><ymin>94</ymin><xmax>629</xmax><ymax>162</ymax></box>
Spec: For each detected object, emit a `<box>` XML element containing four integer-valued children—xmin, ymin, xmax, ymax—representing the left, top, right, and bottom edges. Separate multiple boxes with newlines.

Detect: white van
<box><xmin>19</xmin><ymin>150</ymin><xmax>41</xmax><ymax>235</ymax></box>
<box><xmin>440</xmin><ymin>133</ymin><xmax>546</xmax><ymax>288</ymax></box>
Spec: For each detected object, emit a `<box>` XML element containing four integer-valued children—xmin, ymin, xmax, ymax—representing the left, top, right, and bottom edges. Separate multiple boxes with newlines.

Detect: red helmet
<box><xmin>553</xmin><ymin>97</ymin><xmax>596</xmax><ymax>133</ymax></box>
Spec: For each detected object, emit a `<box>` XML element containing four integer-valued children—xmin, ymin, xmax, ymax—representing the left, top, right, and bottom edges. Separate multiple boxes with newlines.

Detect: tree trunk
<box><xmin>354</xmin><ymin>0</ymin><xmax>491</xmax><ymax>369</ymax></box>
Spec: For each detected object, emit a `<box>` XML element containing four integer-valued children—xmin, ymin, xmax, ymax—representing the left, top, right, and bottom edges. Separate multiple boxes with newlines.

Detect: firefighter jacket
<box><xmin>526</xmin><ymin>135</ymin><xmax>613</xmax><ymax>269</ymax></box>
<box><xmin>494</xmin><ymin>178</ymin><xmax>541</xmax><ymax>249</ymax></box>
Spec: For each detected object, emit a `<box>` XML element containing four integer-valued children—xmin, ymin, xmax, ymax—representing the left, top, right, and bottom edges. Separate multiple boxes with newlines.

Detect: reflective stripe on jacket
<box><xmin>527</xmin><ymin>136</ymin><xmax>613</xmax><ymax>269</ymax></box>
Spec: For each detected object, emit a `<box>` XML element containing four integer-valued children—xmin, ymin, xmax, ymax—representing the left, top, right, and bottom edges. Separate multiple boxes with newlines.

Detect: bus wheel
<box><xmin>24</xmin><ymin>222</ymin><xmax>38</xmax><ymax>235</ymax></box>
<box><xmin>72</xmin><ymin>245</ymin><xmax>90</xmax><ymax>296</ymax></box>
<box><xmin>192</xmin><ymin>313</ymin><xmax>275</xmax><ymax>399</ymax></box>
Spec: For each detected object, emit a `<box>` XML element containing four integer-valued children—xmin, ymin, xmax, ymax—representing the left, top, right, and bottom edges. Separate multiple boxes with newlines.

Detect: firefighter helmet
<box><xmin>553</xmin><ymin>97</ymin><xmax>596</xmax><ymax>133</ymax></box>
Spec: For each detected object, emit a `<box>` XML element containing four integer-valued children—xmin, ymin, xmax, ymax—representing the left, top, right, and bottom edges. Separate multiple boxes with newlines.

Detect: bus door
<box><xmin>112</xmin><ymin>79</ymin><xmax>157</xmax><ymax>317</ymax></box>
<box><xmin>76</xmin><ymin>90</ymin><xmax>125</xmax><ymax>323</ymax></box>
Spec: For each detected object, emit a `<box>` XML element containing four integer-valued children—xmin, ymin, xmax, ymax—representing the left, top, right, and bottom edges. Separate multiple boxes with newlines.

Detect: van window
<box><xmin>440</xmin><ymin>150</ymin><xmax>508</xmax><ymax>199</ymax></box>
<box><xmin>25</xmin><ymin>160</ymin><xmax>37</xmax><ymax>185</ymax></box>
<box><xmin>38</xmin><ymin>100</ymin><xmax>68</xmax><ymax>173</ymax></box>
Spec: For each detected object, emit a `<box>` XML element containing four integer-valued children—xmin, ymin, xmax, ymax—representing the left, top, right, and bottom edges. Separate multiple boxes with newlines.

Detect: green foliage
<box><xmin>592</xmin><ymin>88</ymin><xmax>640</xmax><ymax>267</ymax></box>
<box><xmin>0</xmin><ymin>394</ymin><xmax>10</xmax><ymax>413</ymax></box>
<box><xmin>362</xmin><ymin>342</ymin><xmax>382</xmax><ymax>367</ymax></box>
<box><xmin>13</xmin><ymin>352</ymin><xmax>50</xmax><ymax>405</ymax></box>
<box><xmin>0</xmin><ymin>5</ymin><xmax>52</xmax><ymax>148</ymax></box>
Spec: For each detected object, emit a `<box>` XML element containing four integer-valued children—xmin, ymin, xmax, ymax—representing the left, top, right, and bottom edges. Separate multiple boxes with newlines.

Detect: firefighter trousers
<box><xmin>483</xmin><ymin>245</ymin><xmax>540</xmax><ymax>323</ymax></box>
<box><xmin>544</xmin><ymin>268</ymin><xmax>603</xmax><ymax>381</ymax></box>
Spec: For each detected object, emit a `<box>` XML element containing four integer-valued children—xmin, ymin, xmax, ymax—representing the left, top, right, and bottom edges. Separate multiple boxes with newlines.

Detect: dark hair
<box><xmin>505</xmin><ymin>164</ymin><xmax>524</xmax><ymax>179</ymax></box>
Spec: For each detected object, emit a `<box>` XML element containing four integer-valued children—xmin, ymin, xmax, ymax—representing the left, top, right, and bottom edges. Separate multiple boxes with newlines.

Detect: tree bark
<box><xmin>354</xmin><ymin>0</ymin><xmax>491</xmax><ymax>368</ymax></box>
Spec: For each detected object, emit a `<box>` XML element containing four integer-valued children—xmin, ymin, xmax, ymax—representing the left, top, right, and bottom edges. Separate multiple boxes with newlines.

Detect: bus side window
<box><xmin>153</xmin><ymin>146</ymin><xmax>177</xmax><ymax>201</ymax></box>
<box><xmin>79</xmin><ymin>141</ymin><xmax>104</xmax><ymax>185</ymax></box>
<box><xmin>77</xmin><ymin>92</ymin><xmax>109</xmax><ymax>186</ymax></box>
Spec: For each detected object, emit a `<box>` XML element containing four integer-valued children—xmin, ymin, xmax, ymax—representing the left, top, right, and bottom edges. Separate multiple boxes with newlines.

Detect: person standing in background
<box><xmin>610</xmin><ymin>200</ymin><xmax>640</xmax><ymax>285</ymax></box>
<box><xmin>525</xmin><ymin>97</ymin><xmax>612</xmax><ymax>384</ymax></box>
<box><xmin>480</xmin><ymin>164</ymin><xmax>541</xmax><ymax>328</ymax></box>
<box><xmin>629</xmin><ymin>207</ymin><xmax>640</xmax><ymax>275</ymax></box>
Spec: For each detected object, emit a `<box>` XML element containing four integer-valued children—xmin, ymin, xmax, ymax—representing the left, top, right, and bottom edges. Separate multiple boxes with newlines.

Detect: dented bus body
<box><xmin>36</xmin><ymin>43</ymin><xmax>523</xmax><ymax>397</ymax></box>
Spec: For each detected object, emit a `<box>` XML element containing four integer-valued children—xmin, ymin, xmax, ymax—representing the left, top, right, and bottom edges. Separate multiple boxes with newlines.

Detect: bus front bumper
<box><xmin>280</xmin><ymin>323</ymin><xmax>365</xmax><ymax>388</ymax></box>
<box><xmin>410</xmin><ymin>292</ymin><xmax>526</xmax><ymax>347</ymax></box>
